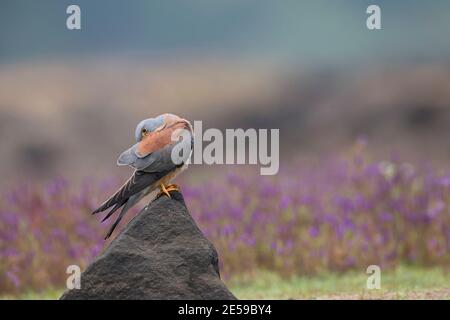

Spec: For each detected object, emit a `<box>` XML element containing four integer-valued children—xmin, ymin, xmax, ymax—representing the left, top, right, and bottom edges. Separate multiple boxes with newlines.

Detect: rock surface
<box><xmin>60</xmin><ymin>191</ymin><xmax>236</xmax><ymax>300</ymax></box>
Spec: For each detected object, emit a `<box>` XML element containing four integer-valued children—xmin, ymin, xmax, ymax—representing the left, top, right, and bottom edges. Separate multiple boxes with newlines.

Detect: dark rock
<box><xmin>60</xmin><ymin>191</ymin><xmax>236</xmax><ymax>300</ymax></box>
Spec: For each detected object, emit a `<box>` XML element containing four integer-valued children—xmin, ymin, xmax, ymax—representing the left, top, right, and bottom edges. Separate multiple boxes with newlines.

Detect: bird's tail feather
<box><xmin>91</xmin><ymin>175</ymin><xmax>137</xmax><ymax>215</ymax></box>
<box><xmin>101</xmin><ymin>199</ymin><xmax>127</xmax><ymax>222</ymax></box>
<box><xmin>104</xmin><ymin>188</ymin><xmax>150</xmax><ymax>239</ymax></box>
<box><xmin>104</xmin><ymin>205</ymin><xmax>129</xmax><ymax>240</ymax></box>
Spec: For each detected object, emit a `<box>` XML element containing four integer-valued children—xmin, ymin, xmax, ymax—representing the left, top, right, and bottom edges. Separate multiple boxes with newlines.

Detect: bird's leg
<box><xmin>157</xmin><ymin>184</ymin><xmax>180</xmax><ymax>198</ymax></box>
<box><xmin>165</xmin><ymin>184</ymin><xmax>180</xmax><ymax>193</ymax></box>
<box><xmin>158</xmin><ymin>183</ymin><xmax>171</xmax><ymax>198</ymax></box>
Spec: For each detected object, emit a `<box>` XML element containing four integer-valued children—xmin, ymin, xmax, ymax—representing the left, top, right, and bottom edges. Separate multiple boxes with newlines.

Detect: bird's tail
<box><xmin>103</xmin><ymin>188</ymin><xmax>149</xmax><ymax>239</ymax></box>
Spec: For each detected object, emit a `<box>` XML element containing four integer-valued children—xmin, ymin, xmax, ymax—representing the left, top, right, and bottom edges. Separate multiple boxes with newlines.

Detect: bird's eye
<box><xmin>141</xmin><ymin>128</ymin><xmax>148</xmax><ymax>136</ymax></box>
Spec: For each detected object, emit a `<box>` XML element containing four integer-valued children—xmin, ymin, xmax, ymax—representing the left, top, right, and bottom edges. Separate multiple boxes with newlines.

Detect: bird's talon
<box><xmin>157</xmin><ymin>183</ymin><xmax>179</xmax><ymax>198</ymax></box>
<box><xmin>159</xmin><ymin>184</ymin><xmax>171</xmax><ymax>198</ymax></box>
<box><xmin>165</xmin><ymin>184</ymin><xmax>180</xmax><ymax>193</ymax></box>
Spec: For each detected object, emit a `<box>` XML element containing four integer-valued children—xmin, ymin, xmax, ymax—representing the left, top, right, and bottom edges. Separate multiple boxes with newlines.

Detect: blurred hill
<box><xmin>0</xmin><ymin>58</ymin><xmax>279</xmax><ymax>183</ymax></box>
<box><xmin>1</xmin><ymin>58</ymin><xmax>450</xmax><ymax>184</ymax></box>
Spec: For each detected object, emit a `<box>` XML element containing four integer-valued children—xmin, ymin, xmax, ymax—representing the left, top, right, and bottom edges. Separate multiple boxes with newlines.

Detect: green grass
<box><xmin>226</xmin><ymin>265</ymin><xmax>450</xmax><ymax>299</ymax></box>
<box><xmin>1</xmin><ymin>288</ymin><xmax>62</xmax><ymax>300</ymax></box>
<box><xmin>2</xmin><ymin>266</ymin><xmax>449</xmax><ymax>300</ymax></box>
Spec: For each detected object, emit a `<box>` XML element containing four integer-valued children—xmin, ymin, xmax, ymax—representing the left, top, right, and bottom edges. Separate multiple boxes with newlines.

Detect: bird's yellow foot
<box><xmin>165</xmin><ymin>184</ymin><xmax>180</xmax><ymax>193</ymax></box>
<box><xmin>158</xmin><ymin>183</ymin><xmax>180</xmax><ymax>198</ymax></box>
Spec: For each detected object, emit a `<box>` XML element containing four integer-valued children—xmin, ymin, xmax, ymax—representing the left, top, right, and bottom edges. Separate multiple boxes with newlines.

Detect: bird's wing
<box><xmin>92</xmin><ymin>127</ymin><xmax>192</xmax><ymax>215</ymax></box>
<box><xmin>92</xmin><ymin>167</ymin><xmax>171</xmax><ymax>216</ymax></box>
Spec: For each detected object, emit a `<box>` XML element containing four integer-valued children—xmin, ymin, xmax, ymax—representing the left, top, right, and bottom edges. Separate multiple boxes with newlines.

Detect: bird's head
<box><xmin>134</xmin><ymin>113</ymin><xmax>185</xmax><ymax>142</ymax></box>
<box><xmin>134</xmin><ymin>115</ymin><xmax>165</xmax><ymax>142</ymax></box>
<box><xmin>118</xmin><ymin>113</ymin><xmax>191</xmax><ymax>167</ymax></box>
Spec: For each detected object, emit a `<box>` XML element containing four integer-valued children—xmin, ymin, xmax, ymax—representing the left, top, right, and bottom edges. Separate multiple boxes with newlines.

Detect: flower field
<box><xmin>1</xmin><ymin>142</ymin><xmax>449</xmax><ymax>295</ymax></box>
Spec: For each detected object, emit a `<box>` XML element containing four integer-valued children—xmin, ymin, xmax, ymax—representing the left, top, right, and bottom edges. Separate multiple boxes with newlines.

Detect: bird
<box><xmin>92</xmin><ymin>113</ymin><xmax>193</xmax><ymax>240</ymax></box>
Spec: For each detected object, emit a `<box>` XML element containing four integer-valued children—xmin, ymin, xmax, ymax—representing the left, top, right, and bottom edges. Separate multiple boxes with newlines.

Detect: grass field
<box><xmin>2</xmin><ymin>266</ymin><xmax>449</xmax><ymax>300</ymax></box>
<box><xmin>228</xmin><ymin>266</ymin><xmax>450</xmax><ymax>299</ymax></box>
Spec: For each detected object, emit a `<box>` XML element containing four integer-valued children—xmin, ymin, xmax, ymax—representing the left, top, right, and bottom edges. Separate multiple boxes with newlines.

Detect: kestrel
<box><xmin>92</xmin><ymin>113</ymin><xmax>193</xmax><ymax>239</ymax></box>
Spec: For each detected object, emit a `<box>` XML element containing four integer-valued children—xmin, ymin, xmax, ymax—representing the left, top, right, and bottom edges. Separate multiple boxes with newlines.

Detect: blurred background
<box><xmin>1</xmin><ymin>0</ymin><xmax>450</xmax><ymax>183</ymax></box>
<box><xmin>1</xmin><ymin>1</ymin><xmax>450</xmax><ymax>298</ymax></box>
